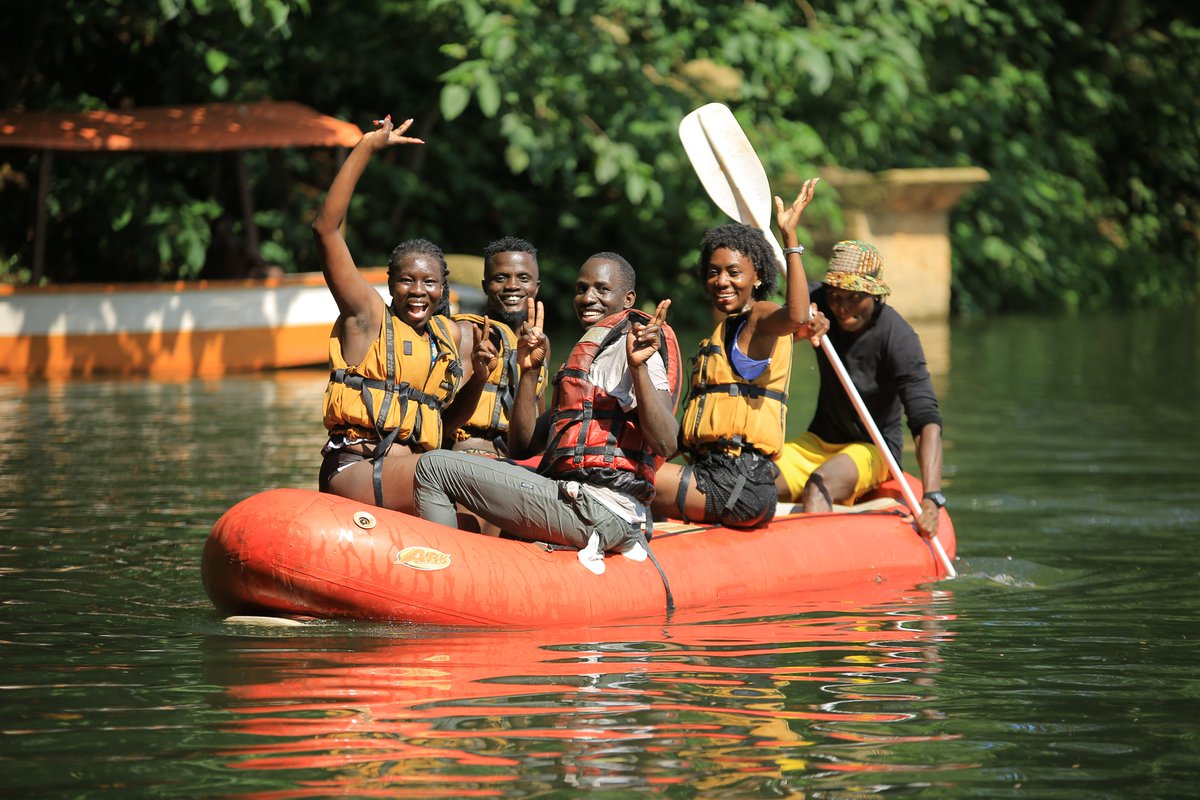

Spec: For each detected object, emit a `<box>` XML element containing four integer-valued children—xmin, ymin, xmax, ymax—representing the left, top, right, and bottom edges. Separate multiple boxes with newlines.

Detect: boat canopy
<box><xmin>0</xmin><ymin>101</ymin><xmax>363</xmax><ymax>281</ymax></box>
<box><xmin>0</xmin><ymin>101</ymin><xmax>362</xmax><ymax>152</ymax></box>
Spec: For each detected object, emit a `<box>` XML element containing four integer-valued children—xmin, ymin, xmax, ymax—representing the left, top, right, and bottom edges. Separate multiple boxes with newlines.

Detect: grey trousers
<box><xmin>413</xmin><ymin>450</ymin><xmax>637</xmax><ymax>551</ymax></box>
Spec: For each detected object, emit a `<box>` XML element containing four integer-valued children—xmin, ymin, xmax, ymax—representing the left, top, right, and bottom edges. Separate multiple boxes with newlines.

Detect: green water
<box><xmin>1</xmin><ymin>308</ymin><xmax>1198</xmax><ymax>798</ymax></box>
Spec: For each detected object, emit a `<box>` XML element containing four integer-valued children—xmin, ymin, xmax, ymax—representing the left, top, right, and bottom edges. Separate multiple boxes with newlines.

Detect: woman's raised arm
<box><xmin>312</xmin><ymin>115</ymin><xmax>425</xmax><ymax>325</ymax></box>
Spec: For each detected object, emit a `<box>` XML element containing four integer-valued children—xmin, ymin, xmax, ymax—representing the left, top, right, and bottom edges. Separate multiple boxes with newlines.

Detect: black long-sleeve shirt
<box><xmin>807</xmin><ymin>284</ymin><xmax>942</xmax><ymax>464</ymax></box>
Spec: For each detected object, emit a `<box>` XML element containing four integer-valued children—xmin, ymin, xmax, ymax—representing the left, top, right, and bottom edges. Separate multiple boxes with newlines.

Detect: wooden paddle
<box><xmin>678</xmin><ymin>102</ymin><xmax>957</xmax><ymax>579</ymax></box>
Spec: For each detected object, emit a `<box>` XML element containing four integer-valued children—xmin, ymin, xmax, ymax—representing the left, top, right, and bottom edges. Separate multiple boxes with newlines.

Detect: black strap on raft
<box><xmin>675</xmin><ymin>463</ymin><xmax>694</xmax><ymax>524</ymax></box>
<box><xmin>638</xmin><ymin>509</ymin><xmax>675</xmax><ymax>614</ymax></box>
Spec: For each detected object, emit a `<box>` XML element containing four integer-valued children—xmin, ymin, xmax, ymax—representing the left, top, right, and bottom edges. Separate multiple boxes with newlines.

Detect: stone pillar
<box><xmin>818</xmin><ymin>166</ymin><xmax>989</xmax><ymax>321</ymax></box>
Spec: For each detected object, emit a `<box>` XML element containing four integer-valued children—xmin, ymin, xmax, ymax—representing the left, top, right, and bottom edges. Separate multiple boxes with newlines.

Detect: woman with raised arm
<box><xmin>312</xmin><ymin>115</ymin><xmax>464</xmax><ymax>513</ymax></box>
<box><xmin>652</xmin><ymin>178</ymin><xmax>828</xmax><ymax>528</ymax></box>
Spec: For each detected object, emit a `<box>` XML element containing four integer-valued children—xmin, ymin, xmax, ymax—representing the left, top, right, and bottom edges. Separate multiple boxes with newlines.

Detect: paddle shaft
<box><xmin>817</xmin><ymin>333</ymin><xmax>958</xmax><ymax>578</ymax></box>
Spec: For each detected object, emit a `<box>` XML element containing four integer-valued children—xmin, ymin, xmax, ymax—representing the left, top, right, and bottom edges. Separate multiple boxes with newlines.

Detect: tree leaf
<box><xmin>505</xmin><ymin>143</ymin><xmax>530</xmax><ymax>173</ymax></box>
<box><xmin>440</xmin><ymin>84</ymin><xmax>471</xmax><ymax>121</ymax></box>
<box><xmin>477</xmin><ymin>73</ymin><xmax>501</xmax><ymax>117</ymax></box>
<box><xmin>205</xmin><ymin>48</ymin><xmax>229</xmax><ymax>75</ymax></box>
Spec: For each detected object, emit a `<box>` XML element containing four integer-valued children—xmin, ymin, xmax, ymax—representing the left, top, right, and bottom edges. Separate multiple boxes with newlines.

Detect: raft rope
<box><xmin>639</xmin><ymin>509</ymin><xmax>675</xmax><ymax>613</ymax></box>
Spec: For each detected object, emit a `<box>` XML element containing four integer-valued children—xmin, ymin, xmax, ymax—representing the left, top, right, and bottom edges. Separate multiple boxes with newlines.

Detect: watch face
<box><xmin>926</xmin><ymin>492</ymin><xmax>946</xmax><ymax>508</ymax></box>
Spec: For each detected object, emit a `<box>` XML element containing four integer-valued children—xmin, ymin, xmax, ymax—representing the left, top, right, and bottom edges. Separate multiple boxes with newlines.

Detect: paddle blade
<box><xmin>679</xmin><ymin>102</ymin><xmax>786</xmax><ymax>270</ymax></box>
<box><xmin>679</xmin><ymin>104</ymin><xmax>750</xmax><ymax>222</ymax></box>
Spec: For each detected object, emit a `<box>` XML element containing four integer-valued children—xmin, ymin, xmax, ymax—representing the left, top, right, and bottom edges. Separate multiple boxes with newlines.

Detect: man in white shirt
<box><xmin>413</xmin><ymin>252</ymin><xmax>679</xmax><ymax>555</ymax></box>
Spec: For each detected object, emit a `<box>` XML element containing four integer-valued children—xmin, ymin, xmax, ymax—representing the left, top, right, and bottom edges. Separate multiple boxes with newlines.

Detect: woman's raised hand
<box><xmin>775</xmin><ymin>177</ymin><xmax>819</xmax><ymax>236</ymax></box>
<box><xmin>367</xmin><ymin>114</ymin><xmax>425</xmax><ymax>150</ymax></box>
<box><xmin>517</xmin><ymin>297</ymin><xmax>549</xmax><ymax>370</ymax></box>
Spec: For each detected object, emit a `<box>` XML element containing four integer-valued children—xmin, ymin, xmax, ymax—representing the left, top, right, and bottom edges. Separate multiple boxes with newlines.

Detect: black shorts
<box><xmin>683</xmin><ymin>449</ymin><xmax>778</xmax><ymax>529</ymax></box>
<box><xmin>318</xmin><ymin>440</ymin><xmax>370</xmax><ymax>492</ymax></box>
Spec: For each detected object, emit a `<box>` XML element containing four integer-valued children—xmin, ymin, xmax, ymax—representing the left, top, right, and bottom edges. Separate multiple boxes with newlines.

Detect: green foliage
<box><xmin>1</xmin><ymin>0</ymin><xmax>1196</xmax><ymax>319</ymax></box>
<box><xmin>907</xmin><ymin>0</ymin><xmax>1200</xmax><ymax>312</ymax></box>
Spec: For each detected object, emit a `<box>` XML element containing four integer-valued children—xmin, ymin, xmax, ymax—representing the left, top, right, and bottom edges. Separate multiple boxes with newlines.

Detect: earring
<box><xmin>754</xmin><ymin>281</ymin><xmax>762</xmax><ymax>288</ymax></box>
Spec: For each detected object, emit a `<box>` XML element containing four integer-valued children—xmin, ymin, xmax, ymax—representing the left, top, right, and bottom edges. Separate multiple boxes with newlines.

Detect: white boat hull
<box><xmin>0</xmin><ymin>268</ymin><xmax>482</xmax><ymax>380</ymax></box>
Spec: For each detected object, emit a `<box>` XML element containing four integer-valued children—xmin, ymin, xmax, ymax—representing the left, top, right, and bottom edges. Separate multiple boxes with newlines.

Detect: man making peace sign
<box><xmin>413</xmin><ymin>252</ymin><xmax>681</xmax><ymax>561</ymax></box>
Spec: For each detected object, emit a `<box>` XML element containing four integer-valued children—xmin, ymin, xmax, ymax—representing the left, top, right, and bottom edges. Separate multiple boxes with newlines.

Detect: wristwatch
<box><xmin>923</xmin><ymin>491</ymin><xmax>947</xmax><ymax>508</ymax></box>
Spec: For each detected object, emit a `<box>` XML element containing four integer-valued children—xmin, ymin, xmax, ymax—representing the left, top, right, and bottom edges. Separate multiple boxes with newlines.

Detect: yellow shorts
<box><xmin>774</xmin><ymin>431</ymin><xmax>889</xmax><ymax>504</ymax></box>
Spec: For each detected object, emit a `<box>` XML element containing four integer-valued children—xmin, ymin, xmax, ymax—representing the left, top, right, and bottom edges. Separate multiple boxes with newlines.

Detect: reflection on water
<box><xmin>204</xmin><ymin>588</ymin><xmax>957</xmax><ymax>797</ymax></box>
<box><xmin>2</xmin><ymin>308</ymin><xmax>1199</xmax><ymax>797</ymax></box>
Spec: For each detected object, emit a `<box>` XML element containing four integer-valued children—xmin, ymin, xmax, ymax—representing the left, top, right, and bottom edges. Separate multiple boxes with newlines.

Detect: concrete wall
<box><xmin>818</xmin><ymin>166</ymin><xmax>989</xmax><ymax>321</ymax></box>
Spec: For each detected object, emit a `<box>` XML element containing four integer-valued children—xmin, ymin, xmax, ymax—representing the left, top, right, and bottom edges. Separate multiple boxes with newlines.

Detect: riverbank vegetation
<box><xmin>1</xmin><ymin>0</ymin><xmax>1195</xmax><ymax>319</ymax></box>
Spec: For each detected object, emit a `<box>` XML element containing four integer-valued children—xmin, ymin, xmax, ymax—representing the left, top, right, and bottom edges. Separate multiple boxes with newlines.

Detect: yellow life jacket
<box><xmin>450</xmin><ymin>314</ymin><xmax>548</xmax><ymax>446</ymax></box>
<box><xmin>681</xmin><ymin>312</ymin><xmax>792</xmax><ymax>458</ymax></box>
<box><xmin>323</xmin><ymin>311</ymin><xmax>462</xmax><ymax>453</ymax></box>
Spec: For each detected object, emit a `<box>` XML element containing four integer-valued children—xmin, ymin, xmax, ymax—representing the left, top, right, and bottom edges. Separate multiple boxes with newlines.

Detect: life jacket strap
<box><xmin>329</xmin><ymin>370</ymin><xmax>446</xmax><ymax>411</ymax></box>
<box><xmin>694</xmin><ymin>382</ymin><xmax>787</xmax><ymax>402</ymax></box>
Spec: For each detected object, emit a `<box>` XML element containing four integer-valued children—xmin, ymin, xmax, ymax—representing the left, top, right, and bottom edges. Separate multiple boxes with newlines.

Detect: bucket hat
<box><xmin>823</xmin><ymin>240</ymin><xmax>890</xmax><ymax>297</ymax></box>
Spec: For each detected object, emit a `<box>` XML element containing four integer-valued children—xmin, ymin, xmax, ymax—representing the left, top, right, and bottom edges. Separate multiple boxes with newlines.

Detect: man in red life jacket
<box><xmin>413</xmin><ymin>252</ymin><xmax>681</xmax><ymax>558</ymax></box>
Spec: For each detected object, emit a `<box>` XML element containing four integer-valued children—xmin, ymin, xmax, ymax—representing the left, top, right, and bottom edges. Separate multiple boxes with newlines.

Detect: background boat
<box><xmin>0</xmin><ymin>264</ymin><xmax>485</xmax><ymax>380</ymax></box>
<box><xmin>0</xmin><ymin>102</ymin><xmax>484</xmax><ymax>380</ymax></box>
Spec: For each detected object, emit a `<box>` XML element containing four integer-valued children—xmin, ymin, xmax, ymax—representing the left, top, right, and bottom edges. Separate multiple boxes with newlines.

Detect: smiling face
<box><xmin>825</xmin><ymin>286</ymin><xmax>878</xmax><ymax>334</ymax></box>
<box><xmin>483</xmin><ymin>251</ymin><xmax>539</xmax><ymax>329</ymax></box>
<box><xmin>574</xmin><ymin>258</ymin><xmax>634</xmax><ymax>329</ymax></box>
<box><xmin>388</xmin><ymin>255</ymin><xmax>445</xmax><ymax>329</ymax></box>
<box><xmin>704</xmin><ymin>247</ymin><xmax>758</xmax><ymax>315</ymax></box>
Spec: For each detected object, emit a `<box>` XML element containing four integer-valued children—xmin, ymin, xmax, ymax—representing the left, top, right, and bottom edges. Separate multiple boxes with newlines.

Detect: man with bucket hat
<box><xmin>774</xmin><ymin>240</ymin><xmax>947</xmax><ymax>537</ymax></box>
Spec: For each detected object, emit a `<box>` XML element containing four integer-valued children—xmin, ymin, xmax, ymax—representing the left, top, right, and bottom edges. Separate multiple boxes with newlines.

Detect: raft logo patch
<box><xmin>394</xmin><ymin>546</ymin><xmax>452</xmax><ymax>571</ymax></box>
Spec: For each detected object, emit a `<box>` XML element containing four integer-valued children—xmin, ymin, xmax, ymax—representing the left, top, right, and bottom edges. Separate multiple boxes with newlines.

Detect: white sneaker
<box><xmin>618</xmin><ymin>539</ymin><xmax>648</xmax><ymax>562</ymax></box>
<box><xmin>578</xmin><ymin>531</ymin><xmax>606</xmax><ymax>575</ymax></box>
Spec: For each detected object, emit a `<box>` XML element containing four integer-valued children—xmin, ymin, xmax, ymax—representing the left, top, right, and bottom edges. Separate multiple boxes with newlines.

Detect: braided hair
<box><xmin>388</xmin><ymin>238</ymin><xmax>451</xmax><ymax>317</ymax></box>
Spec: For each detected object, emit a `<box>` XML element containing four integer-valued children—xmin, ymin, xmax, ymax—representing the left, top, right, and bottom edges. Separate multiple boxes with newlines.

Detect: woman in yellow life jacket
<box><xmin>313</xmin><ymin>115</ymin><xmax>464</xmax><ymax>513</ymax></box>
<box><xmin>651</xmin><ymin>178</ymin><xmax>828</xmax><ymax>528</ymax></box>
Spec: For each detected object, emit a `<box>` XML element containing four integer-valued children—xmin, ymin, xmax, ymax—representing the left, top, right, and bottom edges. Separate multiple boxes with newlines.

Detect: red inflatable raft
<box><xmin>202</xmin><ymin>476</ymin><xmax>955</xmax><ymax>627</ymax></box>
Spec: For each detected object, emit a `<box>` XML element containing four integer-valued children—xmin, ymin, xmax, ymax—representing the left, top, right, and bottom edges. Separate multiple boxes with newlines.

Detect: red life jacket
<box><xmin>537</xmin><ymin>309</ymin><xmax>683</xmax><ymax>502</ymax></box>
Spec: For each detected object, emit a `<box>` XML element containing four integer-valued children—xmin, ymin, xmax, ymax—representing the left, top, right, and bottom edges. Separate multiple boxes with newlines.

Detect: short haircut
<box><xmin>388</xmin><ymin>238</ymin><xmax>451</xmax><ymax>316</ymax></box>
<box><xmin>587</xmin><ymin>251</ymin><xmax>636</xmax><ymax>295</ymax></box>
<box><xmin>483</xmin><ymin>236</ymin><xmax>538</xmax><ymax>274</ymax></box>
<box><xmin>697</xmin><ymin>223</ymin><xmax>778</xmax><ymax>300</ymax></box>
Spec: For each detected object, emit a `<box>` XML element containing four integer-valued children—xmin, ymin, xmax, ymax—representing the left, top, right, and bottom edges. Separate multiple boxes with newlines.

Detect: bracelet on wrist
<box><xmin>782</xmin><ymin>245</ymin><xmax>806</xmax><ymax>256</ymax></box>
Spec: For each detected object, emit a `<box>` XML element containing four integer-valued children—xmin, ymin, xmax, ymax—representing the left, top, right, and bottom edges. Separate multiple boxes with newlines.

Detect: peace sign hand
<box><xmin>470</xmin><ymin>316</ymin><xmax>499</xmax><ymax>375</ymax></box>
<box><xmin>627</xmin><ymin>299</ymin><xmax>671</xmax><ymax>368</ymax></box>
<box><xmin>517</xmin><ymin>298</ymin><xmax>549</xmax><ymax>371</ymax></box>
